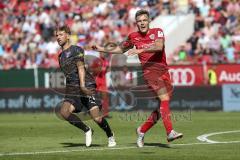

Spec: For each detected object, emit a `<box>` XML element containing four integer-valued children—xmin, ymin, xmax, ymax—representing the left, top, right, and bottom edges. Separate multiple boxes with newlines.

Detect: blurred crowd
<box><xmin>0</xmin><ymin>0</ymin><xmax>239</xmax><ymax>70</ymax></box>
<box><xmin>0</xmin><ymin>0</ymin><xmax>162</xmax><ymax>70</ymax></box>
<box><xmin>171</xmin><ymin>0</ymin><xmax>240</xmax><ymax>64</ymax></box>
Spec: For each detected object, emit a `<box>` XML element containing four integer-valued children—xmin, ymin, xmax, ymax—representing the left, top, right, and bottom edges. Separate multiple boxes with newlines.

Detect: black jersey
<box><xmin>58</xmin><ymin>45</ymin><xmax>96</xmax><ymax>95</ymax></box>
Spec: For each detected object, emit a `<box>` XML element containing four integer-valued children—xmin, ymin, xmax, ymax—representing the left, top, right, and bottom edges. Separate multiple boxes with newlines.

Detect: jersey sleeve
<box><xmin>120</xmin><ymin>34</ymin><xmax>134</xmax><ymax>52</ymax></box>
<box><xmin>155</xmin><ymin>28</ymin><xmax>165</xmax><ymax>41</ymax></box>
<box><xmin>74</xmin><ymin>46</ymin><xmax>85</xmax><ymax>62</ymax></box>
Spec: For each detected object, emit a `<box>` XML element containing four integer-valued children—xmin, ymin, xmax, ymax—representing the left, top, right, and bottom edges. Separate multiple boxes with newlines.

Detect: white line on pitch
<box><xmin>1</xmin><ymin>141</ymin><xmax>240</xmax><ymax>157</ymax></box>
<box><xmin>197</xmin><ymin>130</ymin><xmax>240</xmax><ymax>143</ymax></box>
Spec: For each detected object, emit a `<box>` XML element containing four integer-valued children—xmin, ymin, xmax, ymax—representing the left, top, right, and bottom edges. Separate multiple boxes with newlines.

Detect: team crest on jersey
<box><xmin>65</xmin><ymin>52</ymin><xmax>71</xmax><ymax>58</ymax></box>
<box><xmin>149</xmin><ymin>34</ymin><xmax>155</xmax><ymax>40</ymax></box>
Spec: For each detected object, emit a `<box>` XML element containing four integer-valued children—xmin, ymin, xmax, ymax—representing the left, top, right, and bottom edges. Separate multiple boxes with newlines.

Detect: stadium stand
<box><xmin>0</xmin><ymin>0</ymin><xmax>239</xmax><ymax>70</ymax></box>
<box><xmin>171</xmin><ymin>0</ymin><xmax>240</xmax><ymax>64</ymax></box>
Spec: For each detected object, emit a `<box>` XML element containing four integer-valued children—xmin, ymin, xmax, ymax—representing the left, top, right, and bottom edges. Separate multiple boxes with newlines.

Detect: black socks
<box><xmin>67</xmin><ymin>114</ymin><xmax>113</xmax><ymax>137</ymax></box>
<box><xmin>96</xmin><ymin>118</ymin><xmax>113</xmax><ymax>137</ymax></box>
<box><xmin>67</xmin><ymin>113</ymin><xmax>90</xmax><ymax>133</ymax></box>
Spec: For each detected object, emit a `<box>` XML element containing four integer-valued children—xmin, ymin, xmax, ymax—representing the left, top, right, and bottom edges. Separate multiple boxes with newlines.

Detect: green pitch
<box><xmin>0</xmin><ymin>111</ymin><xmax>240</xmax><ymax>160</ymax></box>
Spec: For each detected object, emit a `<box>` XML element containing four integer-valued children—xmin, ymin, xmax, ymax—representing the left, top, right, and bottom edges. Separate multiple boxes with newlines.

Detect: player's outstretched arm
<box><xmin>92</xmin><ymin>44</ymin><xmax>124</xmax><ymax>54</ymax></box>
<box><xmin>92</xmin><ymin>38</ymin><xmax>134</xmax><ymax>54</ymax></box>
<box><xmin>128</xmin><ymin>39</ymin><xmax>164</xmax><ymax>56</ymax></box>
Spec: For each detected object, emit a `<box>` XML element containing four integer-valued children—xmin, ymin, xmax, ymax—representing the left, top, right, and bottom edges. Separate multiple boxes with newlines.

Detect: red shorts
<box><xmin>143</xmin><ymin>69</ymin><xmax>173</xmax><ymax>96</ymax></box>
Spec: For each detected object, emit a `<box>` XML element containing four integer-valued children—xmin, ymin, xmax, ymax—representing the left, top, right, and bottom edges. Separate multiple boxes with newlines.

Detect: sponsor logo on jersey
<box><xmin>138</xmin><ymin>43</ymin><xmax>154</xmax><ymax>49</ymax></box>
<box><xmin>134</xmin><ymin>37</ymin><xmax>140</xmax><ymax>41</ymax></box>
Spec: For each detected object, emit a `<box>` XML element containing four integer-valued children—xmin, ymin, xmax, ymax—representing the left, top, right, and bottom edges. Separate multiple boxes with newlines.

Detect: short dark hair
<box><xmin>56</xmin><ymin>25</ymin><xmax>71</xmax><ymax>35</ymax></box>
<box><xmin>135</xmin><ymin>9</ymin><xmax>150</xmax><ymax>20</ymax></box>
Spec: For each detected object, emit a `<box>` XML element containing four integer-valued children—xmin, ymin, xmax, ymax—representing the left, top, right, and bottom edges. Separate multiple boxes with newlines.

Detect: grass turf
<box><xmin>0</xmin><ymin>111</ymin><xmax>240</xmax><ymax>160</ymax></box>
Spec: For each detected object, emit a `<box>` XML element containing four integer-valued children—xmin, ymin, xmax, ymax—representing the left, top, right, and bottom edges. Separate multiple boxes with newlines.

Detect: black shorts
<box><xmin>64</xmin><ymin>94</ymin><xmax>101</xmax><ymax>113</ymax></box>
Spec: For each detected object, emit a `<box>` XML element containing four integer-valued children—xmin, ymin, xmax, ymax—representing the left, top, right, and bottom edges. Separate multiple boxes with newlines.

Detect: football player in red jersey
<box><xmin>91</xmin><ymin>52</ymin><xmax>111</xmax><ymax>117</ymax></box>
<box><xmin>93</xmin><ymin>9</ymin><xmax>183</xmax><ymax>147</ymax></box>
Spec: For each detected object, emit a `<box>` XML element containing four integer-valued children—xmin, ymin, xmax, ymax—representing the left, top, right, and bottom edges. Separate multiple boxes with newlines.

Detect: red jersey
<box><xmin>91</xmin><ymin>56</ymin><xmax>109</xmax><ymax>91</ymax></box>
<box><xmin>126</xmin><ymin>28</ymin><xmax>172</xmax><ymax>94</ymax></box>
<box><xmin>91</xmin><ymin>56</ymin><xmax>108</xmax><ymax>78</ymax></box>
<box><xmin>127</xmin><ymin>28</ymin><xmax>167</xmax><ymax>69</ymax></box>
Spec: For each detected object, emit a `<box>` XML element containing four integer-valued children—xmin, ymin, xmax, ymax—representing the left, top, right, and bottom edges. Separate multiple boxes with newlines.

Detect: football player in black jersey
<box><xmin>55</xmin><ymin>25</ymin><xmax>116</xmax><ymax>147</ymax></box>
